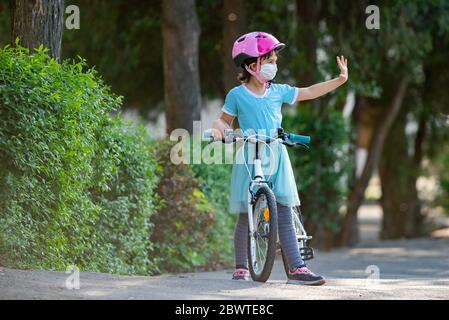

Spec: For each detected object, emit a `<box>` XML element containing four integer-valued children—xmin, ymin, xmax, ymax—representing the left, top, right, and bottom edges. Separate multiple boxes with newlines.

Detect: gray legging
<box><xmin>234</xmin><ymin>202</ymin><xmax>304</xmax><ymax>271</ymax></box>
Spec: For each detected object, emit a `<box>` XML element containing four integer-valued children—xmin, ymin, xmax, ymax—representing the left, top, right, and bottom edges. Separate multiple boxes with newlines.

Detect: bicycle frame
<box><xmin>246</xmin><ymin>136</ymin><xmax>270</xmax><ymax>268</ymax></box>
<box><xmin>245</xmin><ymin>135</ymin><xmax>313</xmax><ymax>272</ymax></box>
<box><xmin>292</xmin><ymin>208</ymin><xmax>311</xmax><ymax>244</ymax></box>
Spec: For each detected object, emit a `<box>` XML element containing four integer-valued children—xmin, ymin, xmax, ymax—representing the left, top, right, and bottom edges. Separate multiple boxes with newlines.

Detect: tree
<box><xmin>379</xmin><ymin>109</ymin><xmax>424</xmax><ymax>239</ymax></box>
<box><xmin>315</xmin><ymin>1</ymin><xmax>449</xmax><ymax>245</ymax></box>
<box><xmin>380</xmin><ymin>36</ymin><xmax>449</xmax><ymax>239</ymax></box>
<box><xmin>222</xmin><ymin>0</ymin><xmax>246</xmax><ymax>95</ymax></box>
<box><xmin>341</xmin><ymin>77</ymin><xmax>409</xmax><ymax>244</ymax></box>
<box><xmin>295</xmin><ymin>0</ymin><xmax>321</xmax><ymax>88</ymax></box>
<box><xmin>0</xmin><ymin>2</ymin><xmax>11</xmax><ymax>47</ymax></box>
<box><xmin>62</xmin><ymin>0</ymin><xmax>165</xmax><ymax>116</ymax></box>
<box><xmin>10</xmin><ymin>0</ymin><xmax>64</xmax><ymax>60</ymax></box>
<box><xmin>162</xmin><ymin>0</ymin><xmax>201</xmax><ymax>134</ymax></box>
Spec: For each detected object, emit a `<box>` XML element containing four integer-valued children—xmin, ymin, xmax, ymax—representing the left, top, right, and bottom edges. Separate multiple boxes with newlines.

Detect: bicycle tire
<box><xmin>248</xmin><ymin>185</ymin><xmax>278</xmax><ymax>282</ymax></box>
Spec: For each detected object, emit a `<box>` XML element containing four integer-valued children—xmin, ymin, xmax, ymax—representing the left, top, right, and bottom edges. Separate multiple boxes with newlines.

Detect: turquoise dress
<box><xmin>222</xmin><ymin>83</ymin><xmax>301</xmax><ymax>214</ymax></box>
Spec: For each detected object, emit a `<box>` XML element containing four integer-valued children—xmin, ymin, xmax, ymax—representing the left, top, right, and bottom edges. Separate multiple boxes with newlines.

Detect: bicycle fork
<box><xmin>248</xmin><ymin>158</ymin><xmax>266</xmax><ymax>265</ymax></box>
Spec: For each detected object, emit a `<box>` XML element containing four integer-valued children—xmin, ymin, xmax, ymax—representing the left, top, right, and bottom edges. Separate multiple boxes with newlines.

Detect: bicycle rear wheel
<box><xmin>248</xmin><ymin>186</ymin><xmax>278</xmax><ymax>282</ymax></box>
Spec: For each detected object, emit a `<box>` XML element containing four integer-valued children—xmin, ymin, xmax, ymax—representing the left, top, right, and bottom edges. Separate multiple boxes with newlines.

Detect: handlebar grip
<box><xmin>203</xmin><ymin>129</ymin><xmax>213</xmax><ymax>140</ymax></box>
<box><xmin>288</xmin><ymin>133</ymin><xmax>311</xmax><ymax>144</ymax></box>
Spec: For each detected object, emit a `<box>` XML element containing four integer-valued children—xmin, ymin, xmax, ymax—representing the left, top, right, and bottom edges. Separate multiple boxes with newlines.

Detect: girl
<box><xmin>212</xmin><ymin>31</ymin><xmax>348</xmax><ymax>286</ymax></box>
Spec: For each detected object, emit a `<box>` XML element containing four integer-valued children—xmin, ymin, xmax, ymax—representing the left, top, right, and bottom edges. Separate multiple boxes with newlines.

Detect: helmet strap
<box><xmin>244</xmin><ymin>57</ymin><xmax>269</xmax><ymax>87</ymax></box>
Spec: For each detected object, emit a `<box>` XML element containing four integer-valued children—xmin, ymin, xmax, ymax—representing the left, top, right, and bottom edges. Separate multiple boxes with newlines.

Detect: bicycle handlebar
<box><xmin>202</xmin><ymin>128</ymin><xmax>311</xmax><ymax>148</ymax></box>
<box><xmin>287</xmin><ymin>133</ymin><xmax>311</xmax><ymax>144</ymax></box>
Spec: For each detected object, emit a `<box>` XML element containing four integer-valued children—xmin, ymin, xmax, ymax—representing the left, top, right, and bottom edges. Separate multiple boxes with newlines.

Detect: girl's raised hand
<box><xmin>336</xmin><ymin>56</ymin><xmax>348</xmax><ymax>82</ymax></box>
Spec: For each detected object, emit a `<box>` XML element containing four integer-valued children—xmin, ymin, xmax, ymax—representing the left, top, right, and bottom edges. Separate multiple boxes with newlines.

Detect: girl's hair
<box><xmin>237</xmin><ymin>50</ymin><xmax>279</xmax><ymax>83</ymax></box>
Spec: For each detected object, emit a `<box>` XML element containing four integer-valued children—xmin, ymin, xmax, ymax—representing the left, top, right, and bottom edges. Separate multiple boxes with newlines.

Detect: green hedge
<box><xmin>192</xmin><ymin>146</ymin><xmax>234</xmax><ymax>270</ymax></box>
<box><xmin>0</xmin><ymin>44</ymin><xmax>159</xmax><ymax>274</ymax></box>
<box><xmin>151</xmin><ymin>141</ymin><xmax>234</xmax><ymax>273</ymax></box>
<box><xmin>0</xmin><ymin>44</ymin><xmax>235</xmax><ymax>275</ymax></box>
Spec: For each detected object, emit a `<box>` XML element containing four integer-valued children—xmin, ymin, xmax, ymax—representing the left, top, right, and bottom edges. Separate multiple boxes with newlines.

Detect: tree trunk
<box><xmin>379</xmin><ymin>112</ymin><xmax>426</xmax><ymax>239</ymax></box>
<box><xmin>162</xmin><ymin>0</ymin><xmax>201</xmax><ymax>134</ymax></box>
<box><xmin>222</xmin><ymin>0</ymin><xmax>246</xmax><ymax>96</ymax></box>
<box><xmin>295</xmin><ymin>0</ymin><xmax>320</xmax><ymax>87</ymax></box>
<box><xmin>295</xmin><ymin>1</ymin><xmax>344</xmax><ymax>248</ymax></box>
<box><xmin>10</xmin><ymin>0</ymin><xmax>64</xmax><ymax>60</ymax></box>
<box><xmin>341</xmin><ymin>76</ymin><xmax>409</xmax><ymax>246</ymax></box>
<box><xmin>343</xmin><ymin>95</ymin><xmax>366</xmax><ymax>245</ymax></box>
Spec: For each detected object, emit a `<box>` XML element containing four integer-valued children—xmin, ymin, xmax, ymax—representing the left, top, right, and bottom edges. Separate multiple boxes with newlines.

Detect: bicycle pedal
<box><xmin>300</xmin><ymin>247</ymin><xmax>314</xmax><ymax>261</ymax></box>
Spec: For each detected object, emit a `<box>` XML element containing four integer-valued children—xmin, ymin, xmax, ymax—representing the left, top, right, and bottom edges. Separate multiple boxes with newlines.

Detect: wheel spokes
<box><xmin>251</xmin><ymin>197</ymin><xmax>270</xmax><ymax>275</ymax></box>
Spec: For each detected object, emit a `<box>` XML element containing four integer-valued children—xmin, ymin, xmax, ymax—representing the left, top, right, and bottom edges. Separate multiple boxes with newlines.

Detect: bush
<box><xmin>150</xmin><ymin>140</ymin><xmax>235</xmax><ymax>273</ymax></box>
<box><xmin>0</xmin><ymin>44</ymin><xmax>158</xmax><ymax>274</ymax></box>
<box><xmin>151</xmin><ymin>140</ymin><xmax>216</xmax><ymax>273</ymax></box>
<box><xmin>0</xmin><ymin>44</ymin><xmax>236</xmax><ymax>275</ymax></box>
<box><xmin>89</xmin><ymin>117</ymin><xmax>159</xmax><ymax>274</ymax></box>
<box><xmin>283</xmin><ymin>105</ymin><xmax>352</xmax><ymax>248</ymax></box>
<box><xmin>192</xmin><ymin>145</ymin><xmax>234</xmax><ymax>270</ymax></box>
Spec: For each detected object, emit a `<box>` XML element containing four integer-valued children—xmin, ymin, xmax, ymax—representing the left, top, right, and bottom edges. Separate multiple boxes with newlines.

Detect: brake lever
<box><xmin>296</xmin><ymin>142</ymin><xmax>310</xmax><ymax>150</ymax></box>
<box><xmin>282</xmin><ymin>139</ymin><xmax>295</xmax><ymax>147</ymax></box>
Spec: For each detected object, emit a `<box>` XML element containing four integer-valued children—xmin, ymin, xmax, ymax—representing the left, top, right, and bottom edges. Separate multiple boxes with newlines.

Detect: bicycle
<box><xmin>203</xmin><ymin>127</ymin><xmax>315</xmax><ymax>282</ymax></box>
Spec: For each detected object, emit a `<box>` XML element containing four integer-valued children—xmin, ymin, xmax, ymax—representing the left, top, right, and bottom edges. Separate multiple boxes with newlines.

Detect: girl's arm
<box><xmin>297</xmin><ymin>56</ymin><xmax>348</xmax><ymax>102</ymax></box>
<box><xmin>211</xmin><ymin>112</ymin><xmax>238</xmax><ymax>139</ymax></box>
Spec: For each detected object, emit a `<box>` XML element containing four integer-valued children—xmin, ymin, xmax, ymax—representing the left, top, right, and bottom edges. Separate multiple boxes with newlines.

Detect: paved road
<box><xmin>1</xmin><ymin>206</ymin><xmax>449</xmax><ymax>300</ymax></box>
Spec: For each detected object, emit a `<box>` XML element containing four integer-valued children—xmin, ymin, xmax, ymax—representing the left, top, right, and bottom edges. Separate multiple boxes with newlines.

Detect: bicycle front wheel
<box><xmin>248</xmin><ymin>186</ymin><xmax>278</xmax><ymax>282</ymax></box>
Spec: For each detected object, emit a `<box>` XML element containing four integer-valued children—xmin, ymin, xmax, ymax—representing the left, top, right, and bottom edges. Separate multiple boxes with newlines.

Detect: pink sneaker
<box><xmin>232</xmin><ymin>268</ymin><xmax>250</xmax><ymax>280</ymax></box>
<box><xmin>287</xmin><ymin>266</ymin><xmax>325</xmax><ymax>286</ymax></box>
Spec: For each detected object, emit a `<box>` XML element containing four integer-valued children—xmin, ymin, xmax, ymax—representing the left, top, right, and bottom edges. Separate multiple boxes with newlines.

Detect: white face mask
<box><xmin>260</xmin><ymin>63</ymin><xmax>278</xmax><ymax>81</ymax></box>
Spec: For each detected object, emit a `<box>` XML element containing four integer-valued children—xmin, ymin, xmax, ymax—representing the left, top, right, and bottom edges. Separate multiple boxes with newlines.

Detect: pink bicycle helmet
<box><xmin>232</xmin><ymin>31</ymin><xmax>285</xmax><ymax>67</ymax></box>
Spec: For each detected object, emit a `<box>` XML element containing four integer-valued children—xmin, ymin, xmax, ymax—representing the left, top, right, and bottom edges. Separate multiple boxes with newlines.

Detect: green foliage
<box><xmin>150</xmin><ymin>139</ymin><xmax>235</xmax><ymax>273</ymax></box>
<box><xmin>322</xmin><ymin>0</ymin><xmax>449</xmax><ymax>98</ymax></box>
<box><xmin>0</xmin><ymin>45</ymin><xmax>235</xmax><ymax>275</ymax></box>
<box><xmin>89</xmin><ymin>117</ymin><xmax>159</xmax><ymax>274</ymax></box>
<box><xmin>192</xmin><ymin>145</ymin><xmax>234</xmax><ymax>269</ymax></box>
<box><xmin>283</xmin><ymin>105</ymin><xmax>352</xmax><ymax>248</ymax></box>
<box><xmin>0</xmin><ymin>44</ymin><xmax>159</xmax><ymax>274</ymax></box>
<box><xmin>151</xmin><ymin>141</ymin><xmax>217</xmax><ymax>273</ymax></box>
